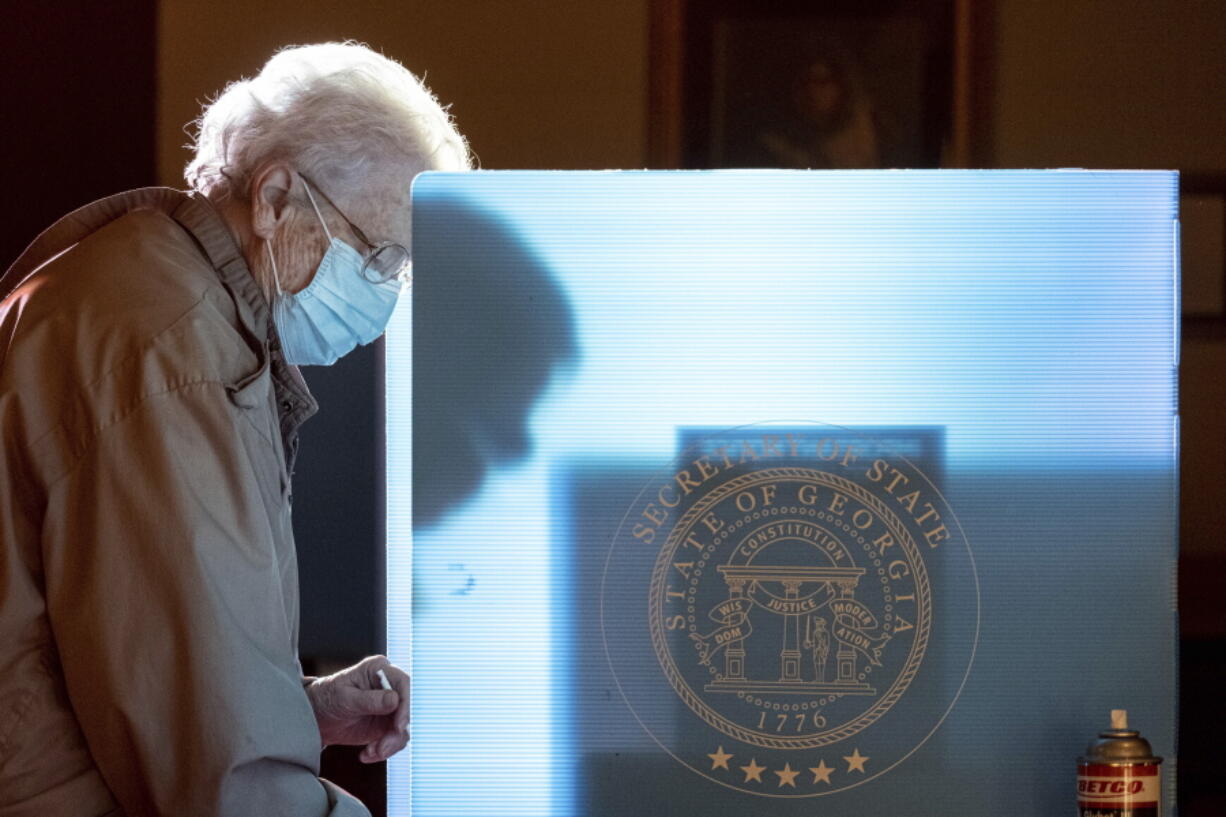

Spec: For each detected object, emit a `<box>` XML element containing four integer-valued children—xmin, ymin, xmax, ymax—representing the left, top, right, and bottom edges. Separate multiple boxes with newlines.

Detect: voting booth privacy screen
<box><xmin>386</xmin><ymin>171</ymin><xmax>1178</xmax><ymax>816</ymax></box>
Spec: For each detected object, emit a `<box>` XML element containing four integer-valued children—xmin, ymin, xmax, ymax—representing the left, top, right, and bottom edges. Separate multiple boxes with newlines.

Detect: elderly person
<box><xmin>0</xmin><ymin>43</ymin><xmax>469</xmax><ymax>816</ymax></box>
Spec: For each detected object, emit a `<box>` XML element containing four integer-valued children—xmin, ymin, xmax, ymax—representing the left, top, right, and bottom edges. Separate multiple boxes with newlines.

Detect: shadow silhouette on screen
<box><xmin>412</xmin><ymin>196</ymin><xmax>576</xmax><ymax>529</ymax></box>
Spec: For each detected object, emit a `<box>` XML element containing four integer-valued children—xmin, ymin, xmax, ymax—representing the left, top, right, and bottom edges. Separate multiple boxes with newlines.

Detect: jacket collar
<box><xmin>169</xmin><ymin>190</ymin><xmax>269</xmax><ymax>348</ymax></box>
<box><xmin>168</xmin><ymin>192</ymin><xmax>321</xmax><ymax>435</ymax></box>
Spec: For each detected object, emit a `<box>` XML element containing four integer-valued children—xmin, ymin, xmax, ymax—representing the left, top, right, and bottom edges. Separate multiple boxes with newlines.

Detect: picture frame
<box><xmin>649</xmin><ymin>0</ymin><xmax>991</xmax><ymax>169</ymax></box>
<box><xmin>1181</xmin><ymin>172</ymin><xmax>1226</xmax><ymax>338</ymax></box>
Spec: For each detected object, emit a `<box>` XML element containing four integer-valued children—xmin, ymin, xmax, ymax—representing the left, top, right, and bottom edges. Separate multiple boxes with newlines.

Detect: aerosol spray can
<box><xmin>1077</xmin><ymin>710</ymin><xmax>1162</xmax><ymax>817</ymax></box>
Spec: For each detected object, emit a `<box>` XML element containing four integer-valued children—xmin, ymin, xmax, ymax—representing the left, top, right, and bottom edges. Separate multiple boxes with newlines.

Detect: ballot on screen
<box><xmin>385</xmin><ymin>171</ymin><xmax>1178</xmax><ymax>816</ymax></box>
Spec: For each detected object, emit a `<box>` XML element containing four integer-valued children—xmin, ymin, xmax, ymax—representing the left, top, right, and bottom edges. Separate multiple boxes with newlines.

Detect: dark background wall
<box><xmin>5</xmin><ymin>1</ymin><xmax>1223</xmax><ymax>815</ymax></box>
<box><xmin>3</xmin><ymin>3</ymin><xmax>157</xmax><ymax>264</ymax></box>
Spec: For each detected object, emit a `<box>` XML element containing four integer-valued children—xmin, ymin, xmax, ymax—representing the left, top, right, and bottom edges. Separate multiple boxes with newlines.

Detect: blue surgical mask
<box><xmin>267</xmin><ymin>185</ymin><xmax>403</xmax><ymax>366</ymax></box>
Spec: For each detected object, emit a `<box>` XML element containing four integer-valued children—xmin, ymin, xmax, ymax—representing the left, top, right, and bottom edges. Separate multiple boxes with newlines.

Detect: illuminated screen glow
<box><xmin>387</xmin><ymin>171</ymin><xmax>1178</xmax><ymax>816</ymax></box>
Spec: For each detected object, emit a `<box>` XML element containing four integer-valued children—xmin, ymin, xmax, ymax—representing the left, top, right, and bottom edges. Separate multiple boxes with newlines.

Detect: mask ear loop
<box><xmin>265</xmin><ymin>239</ymin><xmax>284</xmax><ymax>296</ymax></box>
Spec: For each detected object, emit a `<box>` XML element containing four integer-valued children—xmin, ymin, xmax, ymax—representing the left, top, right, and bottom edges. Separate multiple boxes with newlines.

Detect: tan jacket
<box><xmin>0</xmin><ymin>190</ymin><xmax>369</xmax><ymax>816</ymax></box>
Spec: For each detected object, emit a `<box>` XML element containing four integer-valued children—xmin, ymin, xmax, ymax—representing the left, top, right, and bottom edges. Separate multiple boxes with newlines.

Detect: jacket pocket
<box><xmin>226</xmin><ymin>353</ymin><xmax>275</xmax><ymax>440</ymax></box>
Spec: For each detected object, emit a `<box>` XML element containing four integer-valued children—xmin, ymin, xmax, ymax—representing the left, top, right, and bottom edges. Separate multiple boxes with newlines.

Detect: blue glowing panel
<box><xmin>386</xmin><ymin>171</ymin><xmax>1178</xmax><ymax>817</ymax></box>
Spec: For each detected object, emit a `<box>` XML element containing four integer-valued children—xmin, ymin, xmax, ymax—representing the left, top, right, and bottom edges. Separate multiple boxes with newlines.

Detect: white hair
<box><xmin>185</xmin><ymin>41</ymin><xmax>471</xmax><ymax>200</ymax></box>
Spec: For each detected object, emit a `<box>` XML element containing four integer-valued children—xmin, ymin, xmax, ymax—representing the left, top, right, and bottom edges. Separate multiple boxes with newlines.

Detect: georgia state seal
<box><xmin>601</xmin><ymin>425</ymin><xmax>978</xmax><ymax>798</ymax></box>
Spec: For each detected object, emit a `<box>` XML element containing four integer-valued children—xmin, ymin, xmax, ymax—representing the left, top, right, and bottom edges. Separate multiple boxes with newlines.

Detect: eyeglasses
<box><xmin>299</xmin><ymin>173</ymin><xmax>411</xmax><ymax>284</ymax></box>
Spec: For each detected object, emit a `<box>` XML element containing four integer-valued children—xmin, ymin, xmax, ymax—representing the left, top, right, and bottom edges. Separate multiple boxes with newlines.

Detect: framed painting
<box><xmin>1181</xmin><ymin>172</ymin><xmax>1226</xmax><ymax>337</ymax></box>
<box><xmin>649</xmin><ymin>0</ymin><xmax>991</xmax><ymax>169</ymax></box>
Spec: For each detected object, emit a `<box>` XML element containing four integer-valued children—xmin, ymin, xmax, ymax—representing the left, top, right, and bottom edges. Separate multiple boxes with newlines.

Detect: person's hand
<box><xmin>304</xmin><ymin>655</ymin><xmax>410</xmax><ymax>763</ymax></box>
